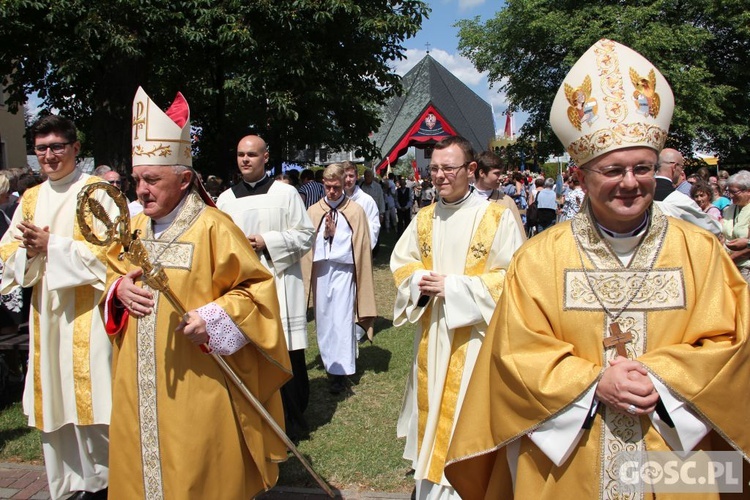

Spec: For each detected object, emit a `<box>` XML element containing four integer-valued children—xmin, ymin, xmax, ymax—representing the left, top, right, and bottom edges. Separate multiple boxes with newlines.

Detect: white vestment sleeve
<box><xmin>656</xmin><ymin>192</ymin><xmax>721</xmax><ymax>236</ymax></box>
<box><xmin>393</xmin><ymin>269</ymin><xmax>431</xmax><ymax>326</ymax></box>
<box><xmin>647</xmin><ymin>373</ymin><xmax>711</xmax><ymax>451</ymax></box>
<box><xmin>528</xmin><ymin>385</ymin><xmax>597</xmax><ymax>466</ymax></box>
<box><xmin>1</xmin><ymin>246</ymin><xmax>43</xmax><ymax>292</ymax></box>
<box><xmin>46</xmin><ymin>234</ymin><xmax>107</xmax><ymax>291</ymax></box>
<box><xmin>262</xmin><ymin>194</ymin><xmax>314</xmax><ymax>273</ymax></box>
<box><xmin>442</xmin><ymin>274</ymin><xmax>490</xmax><ymax>330</ymax></box>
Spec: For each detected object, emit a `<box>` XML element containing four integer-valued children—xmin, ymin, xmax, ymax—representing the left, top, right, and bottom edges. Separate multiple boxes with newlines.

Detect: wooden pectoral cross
<box><xmin>603</xmin><ymin>322</ymin><xmax>633</xmax><ymax>358</ymax></box>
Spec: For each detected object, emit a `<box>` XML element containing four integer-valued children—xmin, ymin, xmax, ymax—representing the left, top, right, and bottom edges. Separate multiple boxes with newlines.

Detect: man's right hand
<box><xmin>116</xmin><ymin>268</ymin><xmax>155</xmax><ymax>318</ymax></box>
<box><xmin>595</xmin><ymin>356</ymin><xmax>659</xmax><ymax>416</ymax></box>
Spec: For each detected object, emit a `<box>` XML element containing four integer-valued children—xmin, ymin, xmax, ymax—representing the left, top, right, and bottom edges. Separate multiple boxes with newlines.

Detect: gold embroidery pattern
<box><xmin>147</xmin><ymin>190</ymin><xmax>204</xmax><ymax>242</ymax></box>
<box><xmin>393</xmin><ymin>262</ymin><xmax>424</xmax><ymax>288</ymax></box>
<box><xmin>32</xmin><ymin>288</ymin><xmax>43</xmax><ymax>429</ymax></box>
<box><xmin>415</xmin><ymin>204</ymin><xmax>435</xmax><ymax>457</ymax></box>
<box><xmin>417</xmin><ymin>307</ymin><xmax>432</xmax><ymax>458</ymax></box>
<box><xmin>16</xmin><ymin>186</ymin><xmax>45</xmax><ymax>428</ymax></box>
<box><xmin>72</xmin><ymin>286</ymin><xmax>94</xmax><ymax>425</ymax></box>
<box><xmin>132</xmin><ymin>144</ymin><xmax>172</xmax><ymax>158</ymax></box>
<box><xmin>137</xmin><ymin>287</ymin><xmax>164</xmax><ymax>500</ymax></box>
<box><xmin>600</xmin><ymin>313</ymin><xmax>646</xmax><ymax>500</ymax></box>
<box><xmin>427</xmin><ymin>326</ymin><xmax>471</xmax><ymax>483</ymax></box>
<box><xmin>464</xmin><ymin>204</ymin><xmax>503</xmax><ymax>275</ymax></box>
<box><xmin>565</xmin><ymin>269</ymin><xmax>684</xmax><ymax>311</ymax></box>
<box><xmin>566</xmin><ymin>39</ymin><xmax>667</xmax><ymax>163</ymax></box>
<box><xmin>416</xmin><ymin>204</ymin><xmax>435</xmax><ymax>268</ymax></box>
<box><xmin>142</xmin><ymin>241</ymin><xmax>194</xmax><ymax>270</ymax></box>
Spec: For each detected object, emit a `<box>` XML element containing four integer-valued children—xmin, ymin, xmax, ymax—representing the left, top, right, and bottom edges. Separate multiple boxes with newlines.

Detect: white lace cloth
<box><xmin>198</xmin><ymin>302</ymin><xmax>249</xmax><ymax>355</ymax></box>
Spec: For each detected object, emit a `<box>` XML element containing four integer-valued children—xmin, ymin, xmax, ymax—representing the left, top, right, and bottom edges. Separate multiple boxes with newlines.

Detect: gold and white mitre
<box><xmin>131</xmin><ymin>86</ymin><xmax>192</xmax><ymax>167</ymax></box>
<box><xmin>550</xmin><ymin>39</ymin><xmax>674</xmax><ymax>166</ymax></box>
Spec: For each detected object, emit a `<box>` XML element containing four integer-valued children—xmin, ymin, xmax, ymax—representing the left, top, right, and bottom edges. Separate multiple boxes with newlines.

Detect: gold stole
<box><xmin>413</xmin><ymin>202</ymin><xmax>505</xmax><ymax>483</ymax></box>
<box><xmin>20</xmin><ymin>178</ymin><xmax>104</xmax><ymax>428</ymax></box>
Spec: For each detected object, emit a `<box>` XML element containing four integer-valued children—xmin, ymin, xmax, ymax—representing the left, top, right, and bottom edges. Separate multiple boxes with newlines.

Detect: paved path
<box><xmin>0</xmin><ymin>463</ymin><xmax>411</xmax><ymax>499</ymax></box>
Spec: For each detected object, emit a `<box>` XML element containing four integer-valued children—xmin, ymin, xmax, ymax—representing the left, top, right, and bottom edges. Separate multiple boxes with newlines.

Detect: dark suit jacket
<box><xmin>654</xmin><ymin>177</ymin><xmax>675</xmax><ymax>201</ymax></box>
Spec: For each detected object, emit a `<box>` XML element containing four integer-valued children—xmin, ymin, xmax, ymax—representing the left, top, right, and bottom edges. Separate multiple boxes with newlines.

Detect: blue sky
<box><xmin>391</xmin><ymin>0</ymin><xmax>528</xmax><ymax>136</ymax></box>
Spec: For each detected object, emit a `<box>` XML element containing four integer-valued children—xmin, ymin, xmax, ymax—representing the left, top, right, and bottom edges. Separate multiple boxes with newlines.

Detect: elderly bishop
<box><xmin>103</xmin><ymin>88</ymin><xmax>291</xmax><ymax>499</ymax></box>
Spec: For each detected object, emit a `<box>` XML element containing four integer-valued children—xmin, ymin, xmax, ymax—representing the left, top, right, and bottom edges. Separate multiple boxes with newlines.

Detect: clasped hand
<box><xmin>418</xmin><ymin>272</ymin><xmax>446</xmax><ymax>298</ymax></box>
<box><xmin>595</xmin><ymin>356</ymin><xmax>659</xmax><ymax>416</ymax></box>
<box><xmin>17</xmin><ymin>221</ymin><xmax>50</xmax><ymax>258</ymax></box>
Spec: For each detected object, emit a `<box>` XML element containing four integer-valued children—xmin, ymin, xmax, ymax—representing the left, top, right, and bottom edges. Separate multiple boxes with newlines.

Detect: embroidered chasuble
<box><xmin>105</xmin><ymin>190</ymin><xmax>291</xmax><ymax>499</ymax></box>
<box><xmin>216</xmin><ymin>178</ymin><xmax>314</xmax><ymax>350</ymax></box>
<box><xmin>0</xmin><ymin>170</ymin><xmax>114</xmax><ymax>431</ymax></box>
<box><xmin>445</xmin><ymin>203</ymin><xmax>750</xmax><ymax>500</ymax></box>
<box><xmin>390</xmin><ymin>194</ymin><xmax>525</xmax><ymax>494</ymax></box>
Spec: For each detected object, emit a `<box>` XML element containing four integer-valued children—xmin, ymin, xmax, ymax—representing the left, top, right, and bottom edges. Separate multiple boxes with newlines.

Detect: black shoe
<box><xmin>67</xmin><ymin>488</ymin><xmax>107</xmax><ymax>500</ymax></box>
<box><xmin>329</xmin><ymin>375</ymin><xmax>346</xmax><ymax>394</ymax></box>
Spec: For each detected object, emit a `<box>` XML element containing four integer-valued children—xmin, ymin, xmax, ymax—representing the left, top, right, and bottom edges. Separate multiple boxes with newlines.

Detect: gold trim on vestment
<box><xmin>70</xmin><ymin>177</ymin><xmax>106</xmax><ymax>425</ymax></box>
<box><xmin>73</xmin><ymin>286</ymin><xmax>94</xmax><ymax>424</ymax></box>
<box><xmin>32</xmin><ymin>287</ymin><xmax>42</xmax><ymax>428</ymax></box>
<box><xmin>137</xmin><ymin>287</ymin><xmax>164</xmax><ymax>500</ymax></box>
<box><xmin>136</xmin><ymin>190</ymin><xmax>201</xmax><ymax>498</ymax></box>
<box><xmin>427</xmin><ymin>326</ymin><xmax>471</xmax><ymax>483</ymax></box>
<box><xmin>393</xmin><ymin>262</ymin><xmax>424</xmax><ymax>288</ymax></box>
<box><xmin>414</xmin><ymin>201</ymin><xmax>502</xmax><ymax>482</ymax></box>
<box><xmin>571</xmin><ymin>201</ymin><xmax>678</xmax><ymax>500</ymax></box>
<box><xmin>467</xmin><ymin>203</ymin><xmax>505</xmax><ymax>302</ymax></box>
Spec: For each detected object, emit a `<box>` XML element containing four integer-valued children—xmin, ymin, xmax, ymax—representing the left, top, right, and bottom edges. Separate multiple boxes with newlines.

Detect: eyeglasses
<box><xmin>34</xmin><ymin>142</ymin><xmax>71</xmax><ymax>155</ymax></box>
<box><xmin>429</xmin><ymin>162</ymin><xmax>468</xmax><ymax>177</ymax></box>
<box><xmin>109</xmin><ymin>180</ymin><xmax>122</xmax><ymax>186</ymax></box>
<box><xmin>727</xmin><ymin>188</ymin><xmax>745</xmax><ymax>196</ymax></box>
<box><xmin>584</xmin><ymin>164</ymin><xmax>657</xmax><ymax>181</ymax></box>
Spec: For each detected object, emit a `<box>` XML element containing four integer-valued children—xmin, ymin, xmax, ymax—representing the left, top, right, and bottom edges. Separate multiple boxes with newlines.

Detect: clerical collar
<box><xmin>153</xmin><ymin>193</ymin><xmax>189</xmax><ymax>237</ymax></box>
<box><xmin>596</xmin><ymin>214</ymin><xmax>649</xmax><ymax>239</ymax></box>
<box><xmin>439</xmin><ymin>190</ymin><xmax>472</xmax><ymax>207</ymax></box>
<box><xmin>473</xmin><ymin>186</ymin><xmax>496</xmax><ymax>200</ymax></box>
<box><xmin>243</xmin><ymin>173</ymin><xmax>269</xmax><ymax>190</ymax></box>
<box><xmin>325</xmin><ymin>195</ymin><xmax>345</xmax><ymax>209</ymax></box>
<box><xmin>49</xmin><ymin>168</ymin><xmax>81</xmax><ymax>188</ymax></box>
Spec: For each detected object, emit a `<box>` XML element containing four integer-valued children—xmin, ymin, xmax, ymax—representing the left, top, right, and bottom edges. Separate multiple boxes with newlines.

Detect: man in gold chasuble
<box><xmin>445</xmin><ymin>39</ymin><xmax>750</xmax><ymax>500</ymax></box>
<box><xmin>102</xmin><ymin>87</ymin><xmax>291</xmax><ymax>499</ymax></box>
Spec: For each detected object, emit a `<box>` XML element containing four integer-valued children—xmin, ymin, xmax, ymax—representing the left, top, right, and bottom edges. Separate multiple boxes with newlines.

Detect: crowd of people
<box><xmin>0</xmin><ymin>38</ymin><xmax>748</xmax><ymax>500</ymax></box>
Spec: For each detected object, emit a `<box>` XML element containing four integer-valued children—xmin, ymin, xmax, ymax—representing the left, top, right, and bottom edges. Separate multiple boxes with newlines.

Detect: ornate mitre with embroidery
<box><xmin>550</xmin><ymin>39</ymin><xmax>674</xmax><ymax>166</ymax></box>
<box><xmin>131</xmin><ymin>86</ymin><xmax>192</xmax><ymax>167</ymax></box>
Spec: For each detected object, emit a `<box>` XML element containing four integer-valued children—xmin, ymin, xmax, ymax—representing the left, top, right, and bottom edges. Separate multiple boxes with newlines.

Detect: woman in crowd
<box><xmin>722</xmin><ymin>170</ymin><xmax>750</xmax><ymax>285</ymax></box>
<box><xmin>690</xmin><ymin>180</ymin><xmax>722</xmax><ymax>221</ymax></box>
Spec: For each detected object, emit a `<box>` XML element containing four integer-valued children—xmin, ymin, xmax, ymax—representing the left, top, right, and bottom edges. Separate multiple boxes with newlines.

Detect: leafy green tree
<box><xmin>0</xmin><ymin>0</ymin><xmax>428</xmax><ymax>175</ymax></box>
<box><xmin>457</xmin><ymin>0</ymin><xmax>749</xmax><ymax>163</ymax></box>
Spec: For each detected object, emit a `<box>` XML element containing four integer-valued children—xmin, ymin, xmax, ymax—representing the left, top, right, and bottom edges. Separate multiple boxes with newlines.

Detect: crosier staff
<box><xmin>76</xmin><ymin>182</ymin><xmax>335</xmax><ymax>498</ymax></box>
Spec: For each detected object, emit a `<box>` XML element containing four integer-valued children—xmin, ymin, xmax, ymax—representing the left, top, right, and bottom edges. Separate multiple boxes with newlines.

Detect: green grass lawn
<box><xmin>0</xmin><ymin>229</ymin><xmax>417</xmax><ymax>492</ymax></box>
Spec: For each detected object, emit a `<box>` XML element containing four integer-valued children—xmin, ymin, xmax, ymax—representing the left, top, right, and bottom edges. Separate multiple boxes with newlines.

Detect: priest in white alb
<box><xmin>0</xmin><ymin>115</ymin><xmax>112</xmax><ymax>499</ymax></box>
<box><xmin>390</xmin><ymin>135</ymin><xmax>525</xmax><ymax>500</ymax></box>
<box><xmin>216</xmin><ymin>134</ymin><xmax>314</xmax><ymax>439</ymax></box>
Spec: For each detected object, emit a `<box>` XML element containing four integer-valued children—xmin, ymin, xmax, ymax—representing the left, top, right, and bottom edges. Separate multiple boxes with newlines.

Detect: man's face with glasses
<box><xmin>429</xmin><ymin>145</ymin><xmax>475</xmax><ymax>203</ymax></box>
<box><xmin>34</xmin><ymin>132</ymin><xmax>79</xmax><ymax>181</ymax></box>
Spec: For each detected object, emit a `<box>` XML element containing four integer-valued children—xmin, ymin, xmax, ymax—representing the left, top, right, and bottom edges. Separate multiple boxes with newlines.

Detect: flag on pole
<box><xmin>503</xmin><ymin>111</ymin><xmax>513</xmax><ymax>139</ymax></box>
